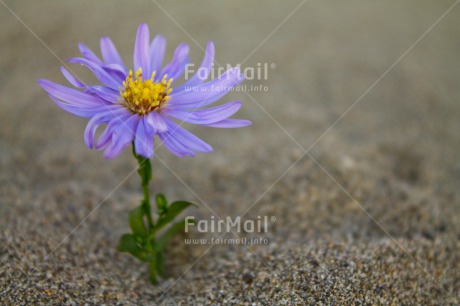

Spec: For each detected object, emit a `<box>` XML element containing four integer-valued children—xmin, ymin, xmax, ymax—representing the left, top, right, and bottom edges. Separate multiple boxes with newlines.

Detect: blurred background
<box><xmin>1</xmin><ymin>1</ymin><xmax>459</xmax><ymax>304</ymax></box>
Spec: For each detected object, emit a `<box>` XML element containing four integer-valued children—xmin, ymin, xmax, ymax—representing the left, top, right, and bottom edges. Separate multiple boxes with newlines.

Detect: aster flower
<box><xmin>39</xmin><ymin>23</ymin><xmax>251</xmax><ymax>284</ymax></box>
<box><xmin>39</xmin><ymin>23</ymin><xmax>250</xmax><ymax>159</ymax></box>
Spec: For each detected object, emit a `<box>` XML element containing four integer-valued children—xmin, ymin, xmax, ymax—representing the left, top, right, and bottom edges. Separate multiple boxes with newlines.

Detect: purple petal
<box><xmin>146</xmin><ymin>111</ymin><xmax>167</xmax><ymax>133</ymax></box>
<box><xmin>86</xmin><ymin>85</ymin><xmax>120</xmax><ymax>103</ymax></box>
<box><xmin>134</xmin><ymin>117</ymin><xmax>154</xmax><ymax>158</ymax></box>
<box><xmin>47</xmin><ymin>95</ymin><xmax>113</xmax><ymax>118</ymax></box>
<box><xmin>204</xmin><ymin>119</ymin><xmax>252</xmax><ymax>128</ymax></box>
<box><xmin>162</xmin><ymin>117</ymin><xmax>212</xmax><ymax>153</ymax></box>
<box><xmin>68</xmin><ymin>58</ymin><xmax>121</xmax><ymax>90</ymax></box>
<box><xmin>150</xmin><ymin>35</ymin><xmax>166</xmax><ymax>76</ymax></box>
<box><xmin>158</xmin><ymin>132</ymin><xmax>195</xmax><ymax>157</ymax></box>
<box><xmin>100</xmin><ymin>36</ymin><xmax>126</xmax><ymax>72</ymax></box>
<box><xmin>162</xmin><ymin>101</ymin><xmax>242</xmax><ymax>124</ymax></box>
<box><xmin>78</xmin><ymin>43</ymin><xmax>103</xmax><ymax>65</ymax></box>
<box><xmin>84</xmin><ymin>107</ymin><xmax>127</xmax><ymax>148</ymax></box>
<box><xmin>60</xmin><ymin>67</ymin><xmax>85</xmax><ymax>88</ymax></box>
<box><xmin>133</xmin><ymin>23</ymin><xmax>151</xmax><ymax>77</ymax></box>
<box><xmin>38</xmin><ymin>80</ymin><xmax>106</xmax><ymax>107</ymax></box>
<box><xmin>102</xmin><ymin>64</ymin><xmax>127</xmax><ymax>83</ymax></box>
<box><xmin>143</xmin><ymin>113</ymin><xmax>155</xmax><ymax>135</ymax></box>
<box><xmin>102</xmin><ymin>114</ymin><xmax>139</xmax><ymax>159</ymax></box>
<box><xmin>168</xmin><ymin>67</ymin><xmax>244</xmax><ymax>109</ymax></box>
<box><xmin>160</xmin><ymin>43</ymin><xmax>189</xmax><ymax>83</ymax></box>
<box><xmin>174</xmin><ymin>41</ymin><xmax>214</xmax><ymax>92</ymax></box>
<box><xmin>95</xmin><ymin>112</ymin><xmax>132</xmax><ymax>149</ymax></box>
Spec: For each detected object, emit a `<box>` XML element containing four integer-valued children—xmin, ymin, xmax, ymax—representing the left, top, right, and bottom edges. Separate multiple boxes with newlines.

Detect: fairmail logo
<box><xmin>184</xmin><ymin>215</ymin><xmax>275</xmax><ymax>233</ymax></box>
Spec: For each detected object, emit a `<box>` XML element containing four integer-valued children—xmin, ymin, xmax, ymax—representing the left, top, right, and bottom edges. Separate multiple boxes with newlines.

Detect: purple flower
<box><xmin>39</xmin><ymin>23</ymin><xmax>250</xmax><ymax>159</ymax></box>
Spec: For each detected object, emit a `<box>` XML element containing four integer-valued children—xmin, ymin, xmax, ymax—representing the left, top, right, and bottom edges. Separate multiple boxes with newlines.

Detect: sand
<box><xmin>1</xmin><ymin>0</ymin><xmax>459</xmax><ymax>304</ymax></box>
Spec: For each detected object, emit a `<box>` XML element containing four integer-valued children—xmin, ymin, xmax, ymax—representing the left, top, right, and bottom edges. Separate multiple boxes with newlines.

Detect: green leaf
<box><xmin>129</xmin><ymin>205</ymin><xmax>147</xmax><ymax>237</ymax></box>
<box><xmin>155</xmin><ymin>193</ymin><xmax>168</xmax><ymax>215</ymax></box>
<box><xmin>117</xmin><ymin>234</ymin><xmax>153</xmax><ymax>262</ymax></box>
<box><xmin>155</xmin><ymin>201</ymin><xmax>197</xmax><ymax>231</ymax></box>
<box><xmin>117</xmin><ymin>234</ymin><xmax>141</xmax><ymax>255</ymax></box>
<box><xmin>156</xmin><ymin>218</ymin><xmax>191</xmax><ymax>251</ymax></box>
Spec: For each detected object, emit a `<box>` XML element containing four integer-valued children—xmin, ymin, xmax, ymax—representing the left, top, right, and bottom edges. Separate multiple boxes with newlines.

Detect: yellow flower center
<box><xmin>120</xmin><ymin>68</ymin><xmax>173</xmax><ymax>115</ymax></box>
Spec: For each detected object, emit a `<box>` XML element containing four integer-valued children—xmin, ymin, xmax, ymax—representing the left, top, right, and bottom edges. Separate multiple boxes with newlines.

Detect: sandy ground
<box><xmin>1</xmin><ymin>0</ymin><xmax>460</xmax><ymax>305</ymax></box>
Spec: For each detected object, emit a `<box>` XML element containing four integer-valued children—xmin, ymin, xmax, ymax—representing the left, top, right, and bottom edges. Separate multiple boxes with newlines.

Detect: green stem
<box><xmin>132</xmin><ymin>144</ymin><xmax>154</xmax><ymax>229</ymax></box>
<box><xmin>142</xmin><ymin>182</ymin><xmax>154</xmax><ymax>230</ymax></box>
<box><xmin>148</xmin><ymin>261</ymin><xmax>157</xmax><ymax>284</ymax></box>
<box><xmin>132</xmin><ymin>143</ymin><xmax>157</xmax><ymax>283</ymax></box>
